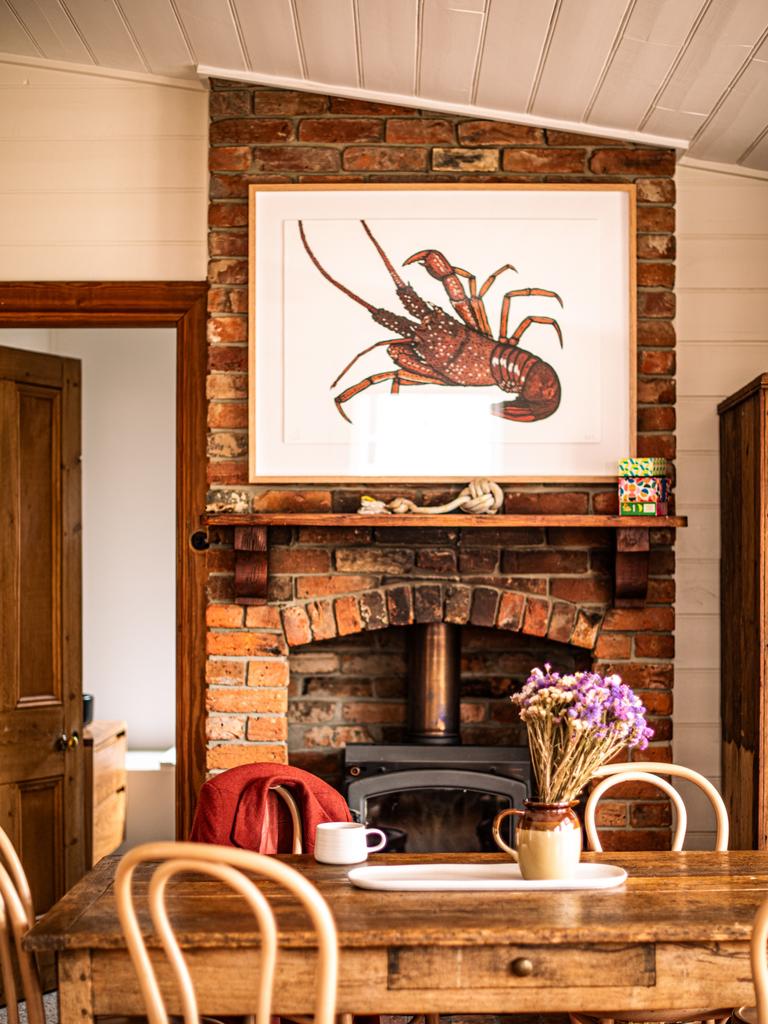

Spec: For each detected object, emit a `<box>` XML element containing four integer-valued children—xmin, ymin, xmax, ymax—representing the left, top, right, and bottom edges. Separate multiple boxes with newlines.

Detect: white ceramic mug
<box><xmin>313</xmin><ymin>822</ymin><xmax>387</xmax><ymax>865</ymax></box>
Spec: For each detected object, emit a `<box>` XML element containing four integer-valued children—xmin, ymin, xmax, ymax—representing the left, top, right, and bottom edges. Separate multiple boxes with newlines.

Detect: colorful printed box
<box><xmin>618</xmin><ymin>457</ymin><xmax>668</xmax><ymax>478</ymax></box>
<box><xmin>618</xmin><ymin>475</ymin><xmax>669</xmax><ymax>516</ymax></box>
<box><xmin>620</xmin><ymin>500</ymin><xmax>669</xmax><ymax>517</ymax></box>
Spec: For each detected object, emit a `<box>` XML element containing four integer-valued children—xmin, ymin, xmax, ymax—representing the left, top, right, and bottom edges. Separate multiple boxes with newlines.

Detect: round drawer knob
<box><xmin>510</xmin><ymin>957</ymin><xmax>534</xmax><ymax>977</ymax></box>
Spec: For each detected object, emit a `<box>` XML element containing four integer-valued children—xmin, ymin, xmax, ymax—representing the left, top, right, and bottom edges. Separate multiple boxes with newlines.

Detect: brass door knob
<box><xmin>55</xmin><ymin>732</ymin><xmax>80</xmax><ymax>751</ymax></box>
<box><xmin>510</xmin><ymin>957</ymin><xmax>534</xmax><ymax>977</ymax></box>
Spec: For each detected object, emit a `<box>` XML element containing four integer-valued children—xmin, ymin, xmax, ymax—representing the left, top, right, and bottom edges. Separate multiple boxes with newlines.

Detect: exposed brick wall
<box><xmin>204</xmin><ymin>82</ymin><xmax>677</xmax><ymax>849</ymax></box>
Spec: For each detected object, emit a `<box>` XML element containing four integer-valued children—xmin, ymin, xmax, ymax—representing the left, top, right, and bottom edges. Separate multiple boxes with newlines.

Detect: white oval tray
<box><xmin>347</xmin><ymin>862</ymin><xmax>627</xmax><ymax>891</ymax></box>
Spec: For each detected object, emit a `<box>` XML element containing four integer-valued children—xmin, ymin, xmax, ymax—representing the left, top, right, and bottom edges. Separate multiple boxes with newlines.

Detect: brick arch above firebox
<box><xmin>279</xmin><ymin>582</ymin><xmax>605</xmax><ymax>651</ymax></box>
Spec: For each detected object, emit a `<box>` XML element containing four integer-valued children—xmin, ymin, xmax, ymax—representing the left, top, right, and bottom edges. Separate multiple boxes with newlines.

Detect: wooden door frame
<box><xmin>0</xmin><ymin>282</ymin><xmax>208</xmax><ymax>840</ymax></box>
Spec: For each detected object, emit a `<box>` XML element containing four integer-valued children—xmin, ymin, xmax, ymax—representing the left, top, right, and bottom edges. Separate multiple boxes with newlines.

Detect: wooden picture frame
<box><xmin>248</xmin><ymin>183</ymin><xmax>637</xmax><ymax>482</ymax></box>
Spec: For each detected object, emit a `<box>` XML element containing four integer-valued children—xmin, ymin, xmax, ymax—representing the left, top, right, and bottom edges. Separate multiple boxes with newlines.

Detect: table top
<box><xmin>26</xmin><ymin>850</ymin><xmax>768</xmax><ymax>954</ymax></box>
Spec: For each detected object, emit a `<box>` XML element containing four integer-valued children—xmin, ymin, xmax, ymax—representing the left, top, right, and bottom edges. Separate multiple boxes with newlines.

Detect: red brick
<box><xmin>296</xmin><ymin>574</ymin><xmax>378</xmax><ymax>598</ymax></box>
<box><xmin>642</xmin><ymin>691</ymin><xmax>672</xmax><ymax>715</ymax></box>
<box><xmin>246</xmin><ymin>717</ymin><xmax>288</xmax><ymax>741</ymax></box>
<box><xmin>550</xmin><ymin>576</ymin><xmax>612</xmax><ymax>604</ymax></box>
<box><xmin>637</xmin><ymin>433</ymin><xmax>676</xmax><ymax>459</ymax></box>
<box><xmin>211</xmin><ymin>119</ymin><xmax>293</xmax><ymax>144</ymax></box>
<box><xmin>209</xmin><ymin>148</ymin><xmax>251</xmax><ymax>171</ymax></box>
<box><xmin>207</xmin><ymin>316</ymin><xmax>247</xmax><ymax>344</ymax></box>
<box><xmin>331</xmin><ymin>97</ymin><xmax>414</xmax><ymax>115</ymax></box>
<box><xmin>649</xmin><ymin>549</ymin><xmax>675</xmax><ymax>576</ymax></box>
<box><xmin>206</xmin><ymin>744</ymin><xmax>286</xmax><ymax>769</ymax></box>
<box><xmin>207</xmin><ymin>431</ymin><xmax>246</xmax><ymax>459</ymax></box>
<box><xmin>253</xmin><ymin>90</ymin><xmax>327</xmax><ymax>115</ymax></box>
<box><xmin>209</xmin><ymin>230</ymin><xmax>248</xmax><ymax>258</ymax></box>
<box><xmin>548</xmin><ymin>602</ymin><xmax>577</xmax><ymax>643</ymax></box>
<box><xmin>208</xmin><ymin>402</ymin><xmax>248</xmax><ymax>429</ymax></box>
<box><xmin>594</xmin><ymin>633</ymin><xmax>632</xmax><ymax>659</ymax></box>
<box><xmin>589</xmin><ymin>149</ymin><xmax>675</xmax><ymax>175</ymax></box>
<box><xmin>342</xmin><ymin>702</ymin><xmax>405</xmax><ymax>724</ymax></box>
<box><xmin>343</xmin><ymin>146</ymin><xmax>427</xmax><ymax>171</ymax></box>
<box><xmin>460</xmin><ymin>121</ymin><xmax>543</xmax><ymax>145</ymax></box>
<box><xmin>206</xmin><ymin>604</ymin><xmax>244</xmax><ymax>628</ymax></box>
<box><xmin>253</xmin><ymin>147</ymin><xmax>339</xmax><ymax>172</ymax></box>
<box><xmin>414</xmin><ymin>585</ymin><xmax>443</xmax><ymax>623</ymax></box>
<box><xmin>496</xmin><ymin>591</ymin><xmax>525</xmax><ymax>631</ymax></box>
<box><xmin>252</xmin><ymin>490</ymin><xmax>332</xmax><ymax>513</ymax></box>
<box><xmin>636</xmin><ymin>178</ymin><xmax>675</xmax><ymax>203</ymax></box>
<box><xmin>207</xmin><ymin>688</ymin><xmax>287</xmax><ymax>714</ymax></box>
<box><xmin>646</xmin><ymin>578</ymin><xmax>675</xmax><ymax>604</ymax></box>
<box><xmin>335</xmin><ymin>595</ymin><xmax>364</xmax><ymax>636</ymax></box>
<box><xmin>387</xmin><ymin>119</ymin><xmax>455</xmax><ymax>144</ymax></box>
<box><xmin>470</xmin><ymin>587</ymin><xmax>500</xmax><ymax>627</ymax></box>
<box><xmin>416</xmin><ymin>548</ymin><xmax>457</xmax><ymax>574</ymax></box>
<box><xmin>635</xmin><ymin>634</ymin><xmax>675</xmax><ymax>658</ymax></box>
<box><xmin>270</xmin><ymin>547</ymin><xmax>331</xmax><ymax>574</ymax></box>
<box><xmin>209</xmin><ymin>259</ymin><xmax>248</xmax><ymax>286</ymax></box>
<box><xmin>298</xmin><ymin>526</ymin><xmax>371</xmax><ymax>545</ymax></box>
<box><xmin>503</xmin><ymin>148</ymin><xmax>585</xmax><ymax>172</ymax></box>
<box><xmin>248</xmin><ymin>660</ymin><xmax>289</xmax><ymax>687</ymax></box>
<box><xmin>206</xmin><ymin>460</ymin><xmax>248</xmax><ymax>485</ymax></box>
<box><xmin>207</xmin><ymin>631</ymin><xmax>287</xmax><ymax>657</ymax></box>
<box><xmin>208</xmin><ymin>203</ymin><xmax>248</xmax><ymax>228</ymax></box>
<box><xmin>505</xmin><ymin>491</ymin><xmax>589</xmax><ymax>514</ymax></box>
<box><xmin>282</xmin><ymin>606</ymin><xmax>312</xmax><ymax>647</ymax></box>
<box><xmin>336</xmin><ymin>547</ymin><xmax>414</xmax><ymax>573</ymax></box>
<box><xmin>244</xmin><ymin>605</ymin><xmax>282</xmax><ymax>629</ymax></box>
<box><xmin>638</xmin><ymin>406</ymin><xmax>675</xmax><ymax>431</ymax></box>
<box><xmin>598</xmin><ymin>829</ymin><xmax>668</xmax><ymax>851</ymax></box>
<box><xmin>594</xmin><ymin>803</ymin><xmax>628</xmax><ymax>828</ymax></box>
<box><xmin>639</xmin><ymin>350</ymin><xmax>675</xmax><ymax>375</ymax></box>
<box><xmin>630</xmin><ymin>801</ymin><xmax>672</xmax><ymax>828</ymax></box>
<box><xmin>571</xmin><ymin>609</ymin><xmax>603</xmax><ymax>649</ymax></box>
<box><xmin>592</xmin><ymin>490</ymin><xmax>618</xmax><ymax>514</ymax></box>
<box><xmin>302</xmin><ymin>725</ymin><xmax>375</xmax><ymax>748</ymax></box>
<box><xmin>299</xmin><ymin>118</ymin><xmax>383</xmax><ymax>143</ymax></box>
<box><xmin>637</xmin><ymin>235</ymin><xmax>676</xmax><ymax>261</ymax></box>
<box><xmin>432</xmin><ymin>148</ymin><xmax>499</xmax><ymax>172</ymax></box>
<box><xmin>459</xmin><ymin>549</ymin><xmax>499</xmax><ymax>573</ymax></box>
<box><xmin>206</xmin><ymin>660</ymin><xmax>246</xmax><ymax>686</ymax></box>
<box><xmin>307</xmin><ymin>599</ymin><xmax>337</xmax><ymax>641</ymax></box>
<box><xmin>210</xmin><ymin>91</ymin><xmax>252</xmax><ymax>118</ymax></box>
<box><xmin>634</xmin><ymin>745</ymin><xmax>672</xmax><ymax>763</ymax></box>
<box><xmin>602</xmin><ymin>607</ymin><xmax>674</xmax><ymax>632</ymax></box>
<box><xmin>210</xmin><ymin>173</ymin><xmax>291</xmax><ymax>200</ymax></box>
<box><xmin>605</xmin><ymin>663</ymin><xmax>673</xmax><ymax>689</ymax></box>
<box><xmin>501</xmin><ymin>550</ymin><xmax>588</xmax><ymax>574</ymax></box>
<box><xmin>638</xmin><ymin>320</ymin><xmax>676</xmax><ymax>346</ymax></box>
<box><xmin>522</xmin><ymin>597</ymin><xmax>550</xmax><ymax>637</ymax></box>
<box><xmin>289</xmin><ymin>701</ymin><xmax>336</xmax><ymax>724</ymax></box>
<box><xmin>207</xmin><ymin>714</ymin><xmax>245</xmax><ymax>740</ymax></box>
<box><xmin>445</xmin><ymin>584</ymin><xmax>472</xmax><ymax>624</ymax></box>
<box><xmin>208</xmin><ymin>346</ymin><xmax>247</xmax><ymax>372</ymax></box>
<box><xmin>637</xmin><ymin>207</ymin><xmax>675</xmax><ymax>233</ymax></box>
<box><xmin>637</xmin><ymin>263</ymin><xmax>675</xmax><ymax>288</ymax></box>
<box><xmin>638</xmin><ymin>378</ymin><xmax>675</xmax><ymax>404</ymax></box>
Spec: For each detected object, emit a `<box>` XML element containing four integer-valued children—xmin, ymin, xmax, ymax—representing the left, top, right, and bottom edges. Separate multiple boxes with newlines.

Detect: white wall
<box><xmin>674</xmin><ymin>162</ymin><xmax>768</xmax><ymax>846</ymax></box>
<box><xmin>0</xmin><ymin>328</ymin><xmax>177</xmax><ymax>750</ymax></box>
<box><xmin>0</xmin><ymin>59</ymin><xmax>208</xmax><ymax>280</ymax></box>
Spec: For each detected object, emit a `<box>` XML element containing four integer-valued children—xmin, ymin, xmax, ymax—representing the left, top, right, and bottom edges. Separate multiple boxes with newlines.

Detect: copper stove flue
<box><xmin>407</xmin><ymin>622</ymin><xmax>461</xmax><ymax>745</ymax></box>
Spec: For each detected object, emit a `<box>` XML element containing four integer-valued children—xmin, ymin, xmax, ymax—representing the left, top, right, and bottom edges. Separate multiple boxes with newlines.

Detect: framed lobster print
<box><xmin>248</xmin><ymin>183</ymin><xmax>636</xmax><ymax>482</ymax></box>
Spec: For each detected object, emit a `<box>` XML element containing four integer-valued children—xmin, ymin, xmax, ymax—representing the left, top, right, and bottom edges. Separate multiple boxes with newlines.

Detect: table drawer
<box><xmin>388</xmin><ymin>943</ymin><xmax>656</xmax><ymax>990</ymax></box>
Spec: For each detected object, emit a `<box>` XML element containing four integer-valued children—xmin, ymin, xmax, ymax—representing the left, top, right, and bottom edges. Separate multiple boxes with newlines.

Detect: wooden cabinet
<box><xmin>719</xmin><ymin>374</ymin><xmax>768</xmax><ymax>849</ymax></box>
<box><xmin>84</xmin><ymin>720</ymin><xmax>127</xmax><ymax>867</ymax></box>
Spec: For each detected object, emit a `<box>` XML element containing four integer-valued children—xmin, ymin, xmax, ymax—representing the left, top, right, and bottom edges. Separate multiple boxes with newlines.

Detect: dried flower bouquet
<box><xmin>512</xmin><ymin>665</ymin><xmax>654</xmax><ymax>804</ymax></box>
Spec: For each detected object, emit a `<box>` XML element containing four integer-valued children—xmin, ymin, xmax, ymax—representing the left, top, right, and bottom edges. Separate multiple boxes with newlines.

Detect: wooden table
<box><xmin>25</xmin><ymin>851</ymin><xmax>768</xmax><ymax>1020</ymax></box>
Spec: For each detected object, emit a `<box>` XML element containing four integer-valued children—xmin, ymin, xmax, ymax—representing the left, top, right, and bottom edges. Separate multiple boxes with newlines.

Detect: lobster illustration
<box><xmin>298</xmin><ymin>220</ymin><xmax>563</xmax><ymax>424</ymax></box>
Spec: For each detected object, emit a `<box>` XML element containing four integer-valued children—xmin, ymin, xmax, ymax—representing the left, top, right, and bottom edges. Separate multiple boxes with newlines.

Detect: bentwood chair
<box><xmin>115</xmin><ymin>841</ymin><xmax>338</xmax><ymax>1024</ymax></box>
<box><xmin>571</xmin><ymin>762</ymin><xmax>731</xmax><ymax>1024</ymax></box>
<box><xmin>0</xmin><ymin>826</ymin><xmax>45</xmax><ymax>1024</ymax></box>
<box><xmin>735</xmin><ymin>896</ymin><xmax>768</xmax><ymax>1024</ymax></box>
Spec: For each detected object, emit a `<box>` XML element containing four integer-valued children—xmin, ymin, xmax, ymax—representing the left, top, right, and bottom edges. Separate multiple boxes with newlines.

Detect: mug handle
<box><xmin>492</xmin><ymin>808</ymin><xmax>524</xmax><ymax>859</ymax></box>
<box><xmin>365</xmin><ymin>828</ymin><xmax>387</xmax><ymax>853</ymax></box>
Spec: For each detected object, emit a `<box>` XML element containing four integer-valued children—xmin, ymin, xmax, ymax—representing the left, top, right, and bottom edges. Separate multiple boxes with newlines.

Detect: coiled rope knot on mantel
<box><xmin>357</xmin><ymin>478</ymin><xmax>504</xmax><ymax>516</ymax></box>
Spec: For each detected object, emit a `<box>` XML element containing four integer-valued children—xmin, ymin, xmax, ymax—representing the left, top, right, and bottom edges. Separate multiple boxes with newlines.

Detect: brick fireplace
<box><xmin>203</xmin><ymin>82</ymin><xmax>677</xmax><ymax>849</ymax></box>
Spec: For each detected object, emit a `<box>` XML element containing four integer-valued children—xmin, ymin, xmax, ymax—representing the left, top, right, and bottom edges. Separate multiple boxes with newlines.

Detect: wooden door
<box><xmin>0</xmin><ymin>346</ymin><xmax>84</xmax><ymax>911</ymax></box>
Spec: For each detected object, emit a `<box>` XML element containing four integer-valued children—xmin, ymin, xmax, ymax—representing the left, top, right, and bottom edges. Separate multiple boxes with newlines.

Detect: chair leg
<box><xmin>426</xmin><ymin>1015</ymin><xmax>440</xmax><ymax>1024</ymax></box>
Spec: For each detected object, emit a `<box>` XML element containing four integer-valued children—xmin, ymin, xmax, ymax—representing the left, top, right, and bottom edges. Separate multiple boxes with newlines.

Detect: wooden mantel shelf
<box><xmin>204</xmin><ymin>513</ymin><xmax>687</xmax><ymax>529</ymax></box>
<box><xmin>202</xmin><ymin>513</ymin><xmax>687</xmax><ymax>609</ymax></box>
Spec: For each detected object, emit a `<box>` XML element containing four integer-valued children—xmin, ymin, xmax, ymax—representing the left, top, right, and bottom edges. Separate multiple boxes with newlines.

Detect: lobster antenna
<box><xmin>360</xmin><ymin>220</ymin><xmax>407</xmax><ymax>289</ymax></box>
<box><xmin>298</xmin><ymin>221</ymin><xmax>375</xmax><ymax>312</ymax></box>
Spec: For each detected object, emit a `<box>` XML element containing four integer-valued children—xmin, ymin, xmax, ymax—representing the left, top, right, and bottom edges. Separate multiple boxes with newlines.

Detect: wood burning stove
<box><xmin>343</xmin><ymin>623</ymin><xmax>531</xmax><ymax>853</ymax></box>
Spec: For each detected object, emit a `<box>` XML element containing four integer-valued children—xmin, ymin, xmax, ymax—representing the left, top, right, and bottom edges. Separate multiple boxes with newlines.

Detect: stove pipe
<box><xmin>407</xmin><ymin>622</ymin><xmax>461</xmax><ymax>745</ymax></box>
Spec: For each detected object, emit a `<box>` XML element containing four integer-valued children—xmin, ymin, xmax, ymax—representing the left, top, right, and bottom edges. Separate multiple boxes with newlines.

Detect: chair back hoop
<box><xmin>588</xmin><ymin>762</ymin><xmax>729</xmax><ymax>851</ymax></box>
<box><xmin>271</xmin><ymin>785</ymin><xmax>304</xmax><ymax>854</ymax></box>
<box><xmin>0</xmin><ymin>854</ymin><xmax>45</xmax><ymax>1024</ymax></box>
<box><xmin>752</xmin><ymin>896</ymin><xmax>768</xmax><ymax>1024</ymax></box>
<box><xmin>115</xmin><ymin>841</ymin><xmax>338</xmax><ymax>1024</ymax></box>
<box><xmin>0</xmin><ymin>830</ymin><xmax>34</xmax><ymax>929</ymax></box>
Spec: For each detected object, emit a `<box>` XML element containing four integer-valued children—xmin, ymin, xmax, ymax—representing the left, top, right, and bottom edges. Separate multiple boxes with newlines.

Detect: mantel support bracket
<box><xmin>614</xmin><ymin>527</ymin><xmax>650</xmax><ymax>607</ymax></box>
<box><xmin>233</xmin><ymin>526</ymin><xmax>268</xmax><ymax>605</ymax></box>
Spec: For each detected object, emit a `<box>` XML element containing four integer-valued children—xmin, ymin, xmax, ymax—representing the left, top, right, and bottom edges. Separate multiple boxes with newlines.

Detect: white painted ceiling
<box><xmin>2</xmin><ymin>0</ymin><xmax>768</xmax><ymax>170</ymax></box>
